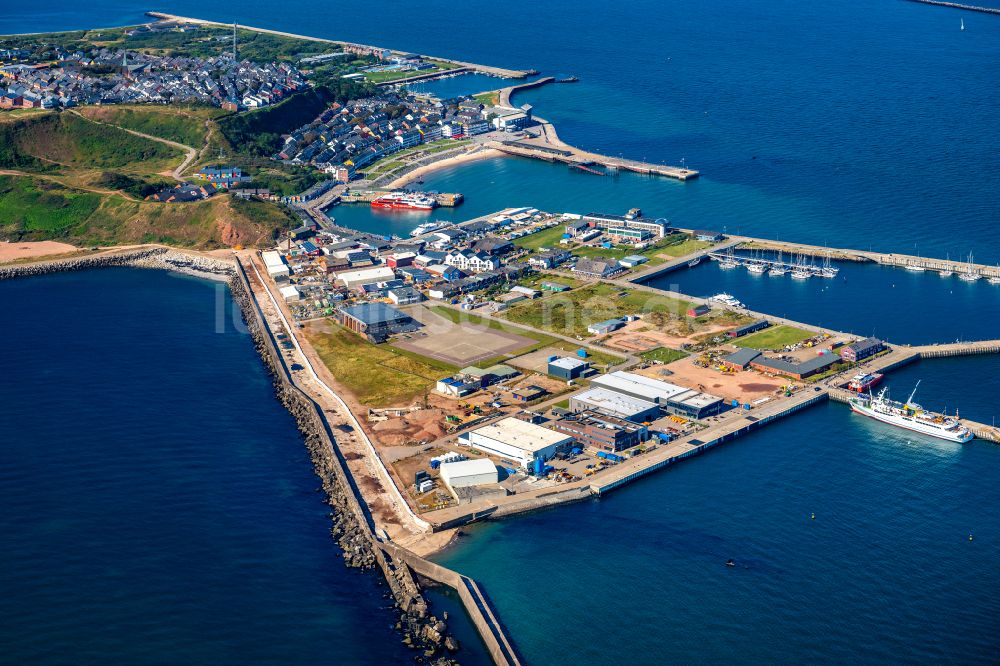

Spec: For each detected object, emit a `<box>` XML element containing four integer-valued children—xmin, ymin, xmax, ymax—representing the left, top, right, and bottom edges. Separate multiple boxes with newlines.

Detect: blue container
<box><xmin>430</xmin><ymin>459</ymin><xmax>441</xmax><ymax>469</ymax></box>
<box><xmin>562</xmin><ymin>233</ymin><xmax>571</xmax><ymax>239</ymax></box>
<box><xmin>533</xmin><ymin>457</ymin><xmax>545</xmax><ymax>476</ymax></box>
<box><xmin>602</xmin><ymin>242</ymin><xmax>612</xmax><ymax>249</ymax></box>
<box><xmin>743</xmin><ymin>403</ymin><xmax>751</xmax><ymax>410</ymax></box>
<box><xmin>731</xmin><ymin>399</ymin><xmax>739</xmax><ymax>407</ymax></box>
<box><xmin>571</xmin><ymin>447</ymin><xmax>582</xmax><ymax>455</ymax></box>
<box><xmin>577</xmin><ymin>348</ymin><xmax>588</xmax><ymax>358</ymax></box>
<box><xmin>547</xmin><ymin>355</ymin><xmax>559</xmax><ymax>362</ymax></box>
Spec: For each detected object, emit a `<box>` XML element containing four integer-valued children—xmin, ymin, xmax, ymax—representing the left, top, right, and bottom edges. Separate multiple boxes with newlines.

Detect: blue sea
<box><xmin>0</xmin><ymin>269</ymin><xmax>416</xmax><ymax>664</ymax></box>
<box><xmin>3</xmin><ymin>1</ymin><xmax>1000</xmax><ymax>664</ymax></box>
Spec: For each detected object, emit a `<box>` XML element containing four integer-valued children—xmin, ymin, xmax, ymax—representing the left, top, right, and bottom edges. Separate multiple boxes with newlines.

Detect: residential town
<box><xmin>0</xmin><ymin>45</ymin><xmax>306</xmax><ymax>110</ymax></box>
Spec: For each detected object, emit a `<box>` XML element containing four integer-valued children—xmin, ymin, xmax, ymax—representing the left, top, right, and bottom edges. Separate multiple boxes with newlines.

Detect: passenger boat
<box><xmin>905</xmin><ymin>264</ymin><xmax>925</xmax><ymax>272</ymax></box>
<box><xmin>849</xmin><ymin>383</ymin><xmax>973</xmax><ymax>443</ymax></box>
<box><xmin>371</xmin><ymin>192</ymin><xmax>437</xmax><ymax>211</ymax></box>
<box><xmin>709</xmin><ymin>293</ymin><xmax>744</xmax><ymax>308</ymax></box>
<box><xmin>848</xmin><ymin>372</ymin><xmax>883</xmax><ymax>393</ymax></box>
<box><xmin>409</xmin><ymin>221</ymin><xmax>450</xmax><ymax>237</ymax></box>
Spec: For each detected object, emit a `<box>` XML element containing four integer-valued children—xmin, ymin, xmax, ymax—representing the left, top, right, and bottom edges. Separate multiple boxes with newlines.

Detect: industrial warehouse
<box><xmin>460</xmin><ymin>417</ymin><xmax>574</xmax><ymax>471</ymax></box>
<box><xmin>590</xmin><ymin>371</ymin><xmax>725</xmax><ymax>420</ymax></box>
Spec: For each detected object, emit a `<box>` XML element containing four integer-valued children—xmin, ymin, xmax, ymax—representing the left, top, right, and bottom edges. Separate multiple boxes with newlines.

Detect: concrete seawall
<box><xmin>232</xmin><ymin>259</ymin><xmax>523</xmax><ymax>665</ymax></box>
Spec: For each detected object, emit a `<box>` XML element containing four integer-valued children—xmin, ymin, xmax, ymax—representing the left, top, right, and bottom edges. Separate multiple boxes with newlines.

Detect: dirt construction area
<box><xmin>604</xmin><ymin>321</ymin><xmax>734</xmax><ymax>352</ymax></box>
<box><xmin>394</xmin><ymin>308</ymin><xmax>536</xmax><ymax>366</ymax></box>
<box><xmin>633</xmin><ymin>355</ymin><xmax>787</xmax><ymax>404</ymax></box>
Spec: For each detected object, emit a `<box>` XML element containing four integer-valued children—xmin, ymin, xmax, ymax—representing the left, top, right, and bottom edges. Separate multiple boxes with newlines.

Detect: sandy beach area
<box><xmin>0</xmin><ymin>241</ymin><xmax>81</xmax><ymax>263</ymax></box>
<box><xmin>385</xmin><ymin>147</ymin><xmax>505</xmax><ymax>189</ymax></box>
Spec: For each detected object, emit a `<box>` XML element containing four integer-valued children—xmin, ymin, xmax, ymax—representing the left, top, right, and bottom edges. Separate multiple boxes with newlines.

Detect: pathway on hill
<box><xmin>67</xmin><ymin>109</ymin><xmax>199</xmax><ymax>181</ymax></box>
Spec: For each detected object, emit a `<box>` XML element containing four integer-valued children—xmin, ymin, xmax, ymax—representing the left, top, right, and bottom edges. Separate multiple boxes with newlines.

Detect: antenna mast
<box><xmin>233</xmin><ymin>22</ymin><xmax>238</xmax><ymax>59</ymax></box>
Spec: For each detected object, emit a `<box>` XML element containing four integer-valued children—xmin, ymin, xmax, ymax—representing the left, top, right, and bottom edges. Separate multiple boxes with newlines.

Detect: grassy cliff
<box><xmin>0</xmin><ymin>175</ymin><xmax>291</xmax><ymax>248</ymax></box>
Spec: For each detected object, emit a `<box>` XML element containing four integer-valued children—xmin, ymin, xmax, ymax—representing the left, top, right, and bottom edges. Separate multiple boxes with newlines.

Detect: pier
<box><xmin>738</xmin><ymin>237</ymin><xmax>1000</xmax><ymax>280</ymax></box>
<box><xmin>706</xmin><ymin>249</ymin><xmax>837</xmax><ymax>277</ymax></box>
<box><xmin>486</xmin><ymin>102</ymin><xmax>698</xmax><ymax>180</ymax></box>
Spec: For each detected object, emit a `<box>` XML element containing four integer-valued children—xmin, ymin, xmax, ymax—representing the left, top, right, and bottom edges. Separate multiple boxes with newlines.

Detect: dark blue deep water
<box><xmin>3</xmin><ymin>2</ymin><xmax>1000</xmax><ymax>664</ymax></box>
<box><xmin>0</xmin><ymin>269</ymin><xmax>412</xmax><ymax>664</ymax></box>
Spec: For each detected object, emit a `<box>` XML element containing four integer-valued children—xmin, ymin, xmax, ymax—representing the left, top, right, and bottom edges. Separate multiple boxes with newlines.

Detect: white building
<box><xmin>569</xmin><ymin>387</ymin><xmax>660</xmax><ymax>423</ymax></box>
<box><xmin>262</xmin><ymin>250</ymin><xmax>289</xmax><ymax>281</ymax></box>
<box><xmin>590</xmin><ymin>371</ymin><xmax>723</xmax><ymax>420</ymax></box>
<box><xmin>439</xmin><ymin>458</ymin><xmax>499</xmax><ymax>489</ymax></box>
<box><xmin>336</xmin><ymin>266</ymin><xmax>396</xmax><ymax>290</ymax></box>
<box><xmin>444</xmin><ymin>250</ymin><xmax>498</xmax><ymax>273</ymax></box>
<box><xmin>278</xmin><ymin>285</ymin><xmax>301</xmax><ymax>302</ymax></box>
<box><xmin>462</xmin><ymin>417</ymin><xmax>573</xmax><ymax>470</ymax></box>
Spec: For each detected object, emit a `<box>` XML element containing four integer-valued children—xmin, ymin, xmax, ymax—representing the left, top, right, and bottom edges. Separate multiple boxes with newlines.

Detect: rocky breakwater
<box><xmin>227</xmin><ymin>266</ymin><xmax>461</xmax><ymax>666</ymax></box>
<box><xmin>131</xmin><ymin>250</ymin><xmax>235</xmax><ymax>280</ymax></box>
<box><xmin>0</xmin><ymin>247</ymin><xmax>169</xmax><ymax>280</ymax></box>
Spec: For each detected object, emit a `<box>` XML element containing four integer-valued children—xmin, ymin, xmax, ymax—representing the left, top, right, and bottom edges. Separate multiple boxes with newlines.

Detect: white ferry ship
<box><xmin>849</xmin><ymin>382</ymin><xmax>973</xmax><ymax>443</ymax></box>
<box><xmin>409</xmin><ymin>221</ymin><xmax>451</xmax><ymax>237</ymax></box>
<box><xmin>371</xmin><ymin>192</ymin><xmax>438</xmax><ymax>211</ymax></box>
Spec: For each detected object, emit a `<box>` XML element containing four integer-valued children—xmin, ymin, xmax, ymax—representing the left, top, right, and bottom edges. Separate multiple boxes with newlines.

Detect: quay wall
<box><xmin>592</xmin><ymin>392</ymin><xmax>829</xmax><ymax>495</ymax></box>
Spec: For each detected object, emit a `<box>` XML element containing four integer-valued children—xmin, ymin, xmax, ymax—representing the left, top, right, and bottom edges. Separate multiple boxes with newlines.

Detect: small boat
<box><xmin>709</xmin><ymin>293</ymin><xmax>744</xmax><ymax>308</ymax></box>
<box><xmin>791</xmin><ymin>269</ymin><xmax>811</xmax><ymax>280</ymax></box>
<box><xmin>905</xmin><ymin>264</ymin><xmax>925</xmax><ymax>272</ymax></box>
<box><xmin>961</xmin><ymin>18</ymin><xmax>965</xmax><ymax>31</ymax></box>
<box><xmin>769</xmin><ymin>266</ymin><xmax>787</xmax><ymax>276</ymax></box>
<box><xmin>989</xmin><ymin>276</ymin><xmax>1000</xmax><ymax>285</ymax></box>
<box><xmin>726</xmin><ymin>559</ymin><xmax>735</xmax><ymax>568</ymax></box>
<box><xmin>958</xmin><ymin>252</ymin><xmax>979</xmax><ymax>282</ymax></box>
<box><xmin>939</xmin><ymin>269</ymin><xmax>953</xmax><ymax>277</ymax></box>
<box><xmin>747</xmin><ymin>263</ymin><xmax>768</xmax><ymax>275</ymax></box>
<box><xmin>688</xmin><ymin>257</ymin><xmax>702</xmax><ymax>268</ymax></box>
<box><xmin>848</xmin><ymin>372</ymin><xmax>884</xmax><ymax>393</ymax></box>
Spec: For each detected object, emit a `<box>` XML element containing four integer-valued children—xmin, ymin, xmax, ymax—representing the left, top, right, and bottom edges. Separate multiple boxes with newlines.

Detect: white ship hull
<box><xmin>850</xmin><ymin>402</ymin><xmax>973</xmax><ymax>443</ymax></box>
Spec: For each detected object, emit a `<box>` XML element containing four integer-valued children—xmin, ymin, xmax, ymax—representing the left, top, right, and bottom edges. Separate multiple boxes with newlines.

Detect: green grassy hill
<box><xmin>0</xmin><ymin>174</ymin><xmax>291</xmax><ymax>248</ymax></box>
<box><xmin>0</xmin><ymin>111</ymin><xmax>182</xmax><ymax>173</ymax></box>
<box><xmin>77</xmin><ymin>105</ymin><xmax>222</xmax><ymax>147</ymax></box>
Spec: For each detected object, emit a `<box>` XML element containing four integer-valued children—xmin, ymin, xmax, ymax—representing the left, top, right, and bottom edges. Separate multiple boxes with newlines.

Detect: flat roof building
<box><xmin>278</xmin><ymin>285</ymin><xmax>301</xmax><ymax>302</ymax></box>
<box><xmin>551</xmin><ymin>410</ymin><xmax>650</xmax><ymax>452</ymax></box>
<box><xmin>569</xmin><ymin>387</ymin><xmax>661</xmax><ymax>423</ymax></box>
<box><xmin>461</xmin><ymin>417</ymin><xmax>573</xmax><ymax>470</ymax></box>
<box><xmin>590</xmin><ymin>371</ymin><xmax>725</xmax><ymax>419</ymax></box>
<box><xmin>336</xmin><ymin>302</ymin><xmax>420</xmax><ymax>343</ymax></box>
<box><xmin>548</xmin><ymin>356</ymin><xmax>590</xmax><ymax>381</ymax></box>
<box><xmin>439</xmin><ymin>458</ymin><xmax>499</xmax><ymax>489</ymax></box>
<box><xmin>337</xmin><ymin>266</ymin><xmax>396</xmax><ymax>290</ymax></box>
<box><xmin>581</xmin><ymin>212</ymin><xmax>669</xmax><ymax>241</ymax></box>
